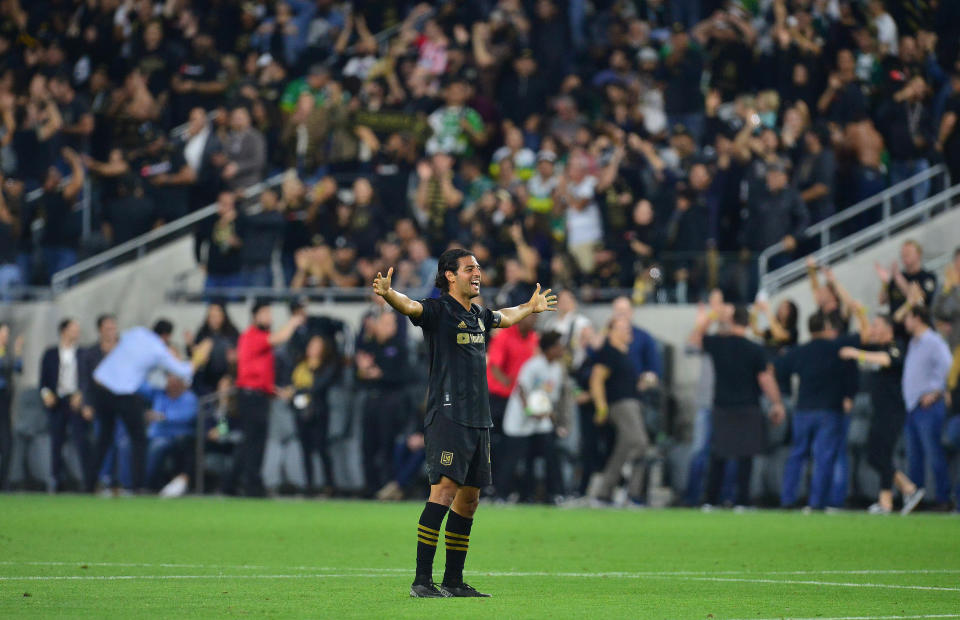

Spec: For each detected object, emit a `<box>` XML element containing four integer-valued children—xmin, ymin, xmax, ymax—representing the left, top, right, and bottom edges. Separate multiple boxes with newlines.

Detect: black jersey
<box><xmin>410</xmin><ymin>294</ymin><xmax>502</xmax><ymax>428</ymax></box>
<box><xmin>863</xmin><ymin>340</ymin><xmax>906</xmax><ymax>417</ymax></box>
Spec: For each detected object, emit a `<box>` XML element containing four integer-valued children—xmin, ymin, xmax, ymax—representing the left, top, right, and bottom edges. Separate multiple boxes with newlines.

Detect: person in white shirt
<box><xmin>39</xmin><ymin>319</ymin><xmax>91</xmax><ymax>492</ymax></box>
<box><xmin>497</xmin><ymin>331</ymin><xmax>569</xmax><ymax>503</ymax></box>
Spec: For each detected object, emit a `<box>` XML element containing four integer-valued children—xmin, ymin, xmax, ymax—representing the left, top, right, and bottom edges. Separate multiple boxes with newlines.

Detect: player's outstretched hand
<box><xmin>373</xmin><ymin>267</ymin><xmax>393</xmax><ymax>297</ymax></box>
<box><xmin>528</xmin><ymin>283</ymin><xmax>558</xmax><ymax>313</ymax></box>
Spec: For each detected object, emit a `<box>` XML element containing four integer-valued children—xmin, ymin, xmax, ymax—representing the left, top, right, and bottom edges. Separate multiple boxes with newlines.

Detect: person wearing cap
<box><xmin>235</xmin><ymin>301</ymin><xmax>305</xmax><ymax>496</ymax></box>
<box><xmin>91</xmin><ymin>320</ymin><xmax>213</xmax><ymax>493</ymax></box>
<box><xmin>741</xmin><ymin>157</ymin><xmax>809</xmax><ymax>296</ymax></box>
<box><xmin>526</xmin><ymin>150</ymin><xmax>560</xmax><ymax>215</ymax></box>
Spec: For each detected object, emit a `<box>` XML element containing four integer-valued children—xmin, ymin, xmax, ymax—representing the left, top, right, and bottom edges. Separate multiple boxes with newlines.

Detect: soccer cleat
<box><xmin>901</xmin><ymin>488</ymin><xmax>925</xmax><ymax>516</ymax></box>
<box><xmin>439</xmin><ymin>582</ymin><xmax>491</xmax><ymax>598</ymax></box>
<box><xmin>410</xmin><ymin>579</ymin><xmax>449</xmax><ymax>598</ymax></box>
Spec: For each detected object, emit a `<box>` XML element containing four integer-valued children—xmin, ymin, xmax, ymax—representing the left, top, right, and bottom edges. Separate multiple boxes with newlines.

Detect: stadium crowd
<box><xmin>1</xmin><ymin>0</ymin><xmax>960</xmax><ymax>302</ymax></box>
<box><xmin>1</xmin><ymin>1</ymin><xmax>960</xmax><ymax>509</ymax></box>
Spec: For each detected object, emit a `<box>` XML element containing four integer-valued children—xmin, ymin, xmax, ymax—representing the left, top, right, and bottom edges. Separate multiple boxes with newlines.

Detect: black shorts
<box><xmin>424</xmin><ymin>411</ymin><xmax>492</xmax><ymax>488</ymax></box>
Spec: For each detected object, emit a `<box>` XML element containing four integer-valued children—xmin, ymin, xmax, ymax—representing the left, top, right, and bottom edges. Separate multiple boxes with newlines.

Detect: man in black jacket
<box><xmin>40</xmin><ymin>318</ymin><xmax>93</xmax><ymax>492</ymax></box>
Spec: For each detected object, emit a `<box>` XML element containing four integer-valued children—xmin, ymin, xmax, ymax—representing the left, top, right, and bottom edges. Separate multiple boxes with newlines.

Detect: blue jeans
<box><xmin>242</xmin><ymin>265</ymin><xmax>273</xmax><ymax>288</ymax></box>
<box><xmin>204</xmin><ymin>272</ymin><xmax>245</xmax><ymax>300</ymax></box>
<box><xmin>781</xmin><ymin>409</ymin><xmax>844</xmax><ymax>509</ymax></box>
<box><xmin>827</xmin><ymin>415</ymin><xmax>851</xmax><ymax>508</ymax></box>
<box><xmin>905</xmin><ymin>400</ymin><xmax>950</xmax><ymax>503</ymax></box>
<box><xmin>889</xmin><ymin>158</ymin><xmax>930</xmax><ymax>213</ymax></box>
<box><xmin>43</xmin><ymin>247</ymin><xmax>78</xmax><ymax>284</ymax></box>
<box><xmin>0</xmin><ymin>263</ymin><xmax>22</xmax><ymax>301</ymax></box>
<box><xmin>392</xmin><ymin>438</ymin><xmax>426</xmax><ymax>488</ymax></box>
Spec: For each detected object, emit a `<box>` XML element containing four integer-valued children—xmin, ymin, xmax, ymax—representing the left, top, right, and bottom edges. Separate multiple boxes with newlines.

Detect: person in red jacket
<box><xmin>486</xmin><ymin>313</ymin><xmax>540</xmax><ymax>432</ymax></box>
<box><xmin>235</xmin><ymin>300</ymin><xmax>303</xmax><ymax>496</ymax></box>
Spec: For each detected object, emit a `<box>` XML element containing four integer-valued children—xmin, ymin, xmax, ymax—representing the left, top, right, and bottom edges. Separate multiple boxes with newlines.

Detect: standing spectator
<box><xmin>356</xmin><ymin>311</ymin><xmax>408</xmax><ymax>497</ymax></box>
<box><xmin>170</xmin><ymin>34</ymin><xmax>226</xmax><ymax>123</ymax></box>
<box><xmin>222</xmin><ymin>105</ymin><xmax>266</xmax><ymax>192</ymax></box>
<box><xmin>901</xmin><ymin>305</ymin><xmax>953</xmax><ymax>508</ymax></box>
<box><xmin>742</xmin><ymin>159</ymin><xmax>809</xmax><ymax>280</ymax></box>
<box><xmin>932</xmin><ymin>248</ymin><xmax>960</xmax><ymax>350</ymax></box>
<box><xmin>184</xmin><ymin>302</ymin><xmax>239</xmax><ymax>397</ymax></box>
<box><xmin>40</xmin><ymin>318</ymin><xmax>92</xmax><ymax>492</ymax></box>
<box><xmin>498</xmin><ymin>331</ymin><xmax>568</xmax><ymax>503</ymax></box>
<box><xmin>289</xmin><ymin>334</ymin><xmax>340</xmax><ymax>495</ymax></box>
<box><xmin>611</xmin><ymin>297</ymin><xmax>662</xmax><ymax>391</ymax></box>
<box><xmin>235</xmin><ymin>301</ymin><xmax>304</xmax><ymax>497</ymax></box>
<box><xmin>202</xmin><ymin>191</ymin><xmax>245</xmax><ymax>292</ymax></box>
<box><xmin>102</xmin><ymin>176</ymin><xmax>156</xmax><ymax>247</ymax></box>
<box><xmin>558</xmin><ymin>152</ymin><xmax>605</xmax><ymax>277</ymax></box>
<box><xmin>152</xmin><ymin>107</ymin><xmax>223</xmax><ymax>215</ymax></box>
<box><xmin>486</xmin><ymin>314</ymin><xmax>540</xmax><ymax>434</ymax></box>
<box><xmin>936</xmin><ymin>70</ymin><xmax>960</xmax><ymax>184</ymax></box>
<box><xmin>776</xmin><ymin>314</ymin><xmax>860</xmax><ymax>510</ymax></box>
<box><xmin>839</xmin><ymin>315</ymin><xmax>925</xmax><ymax>515</ymax></box>
<box><xmin>660</xmin><ymin>24</ymin><xmax>705</xmax><ymax>144</ymax></box>
<box><xmin>689</xmin><ymin>305</ymin><xmax>786</xmax><ymax>508</ymax></box>
<box><xmin>78</xmin><ymin>313</ymin><xmax>118</xmax><ymax>448</ymax></box>
<box><xmin>795</xmin><ymin>124</ymin><xmax>837</xmax><ymax>226</ymax></box>
<box><xmin>425</xmin><ymin>75</ymin><xmax>487</xmax><ymax>157</ymax></box>
<box><xmin>91</xmin><ymin>321</ymin><xmax>211</xmax><ymax>493</ymax></box>
<box><xmin>0</xmin><ymin>323</ymin><xmax>23</xmax><ymax>490</ymax></box>
<box><xmin>413</xmin><ymin>151</ymin><xmax>464</xmax><ymax>256</ymax></box>
<box><xmin>38</xmin><ymin>147</ymin><xmax>85</xmax><ymax>282</ymax></box>
<box><xmin>876</xmin><ymin>240</ymin><xmax>937</xmax><ymax>332</ymax></box>
<box><xmin>588</xmin><ymin>316</ymin><xmax>648</xmax><ymax>505</ymax></box>
<box><xmin>877</xmin><ymin>76</ymin><xmax>933</xmax><ymax>211</ymax></box>
<box><xmin>499</xmin><ymin>49</ymin><xmax>549</xmax><ymax>126</ymax></box>
<box><xmin>241</xmin><ymin>188</ymin><xmax>285</xmax><ymax>287</ymax></box>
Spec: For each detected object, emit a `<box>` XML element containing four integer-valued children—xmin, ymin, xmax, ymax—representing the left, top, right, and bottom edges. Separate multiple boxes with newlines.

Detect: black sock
<box><xmin>442</xmin><ymin>509</ymin><xmax>473</xmax><ymax>585</ymax></box>
<box><xmin>415</xmin><ymin>501</ymin><xmax>448</xmax><ymax>582</ymax></box>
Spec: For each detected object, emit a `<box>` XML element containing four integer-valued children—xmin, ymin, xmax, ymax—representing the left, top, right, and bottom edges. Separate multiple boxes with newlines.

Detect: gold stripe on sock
<box><xmin>417</xmin><ymin>524</ymin><xmax>440</xmax><ymax>535</ymax></box>
<box><xmin>417</xmin><ymin>536</ymin><xmax>438</xmax><ymax>546</ymax></box>
<box><xmin>444</xmin><ymin>540</ymin><xmax>469</xmax><ymax>551</ymax></box>
<box><xmin>444</xmin><ymin>531</ymin><xmax>470</xmax><ymax>541</ymax></box>
<box><xmin>417</xmin><ymin>529</ymin><xmax>438</xmax><ymax>541</ymax></box>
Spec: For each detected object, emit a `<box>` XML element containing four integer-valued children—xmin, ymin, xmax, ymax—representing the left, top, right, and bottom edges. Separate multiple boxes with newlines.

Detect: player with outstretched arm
<box><xmin>372</xmin><ymin>248</ymin><xmax>557</xmax><ymax>598</ymax></box>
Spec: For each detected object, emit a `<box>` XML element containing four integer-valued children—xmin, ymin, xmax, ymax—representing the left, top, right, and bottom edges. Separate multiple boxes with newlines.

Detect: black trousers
<box><xmin>706</xmin><ymin>454</ymin><xmax>753</xmax><ymax>506</ymax></box>
<box><xmin>294</xmin><ymin>404</ymin><xmax>334</xmax><ymax>490</ymax></box>
<box><xmin>361</xmin><ymin>388</ymin><xmax>406</xmax><ymax>495</ymax></box>
<box><xmin>92</xmin><ymin>384</ymin><xmax>147</xmax><ymax>491</ymax></box>
<box><xmin>866</xmin><ymin>407</ymin><xmax>906</xmax><ymax>490</ymax></box>
<box><xmin>237</xmin><ymin>389</ymin><xmax>271</xmax><ymax>497</ymax></box>
<box><xmin>48</xmin><ymin>399</ymin><xmax>95</xmax><ymax>491</ymax></box>
<box><xmin>497</xmin><ymin>432</ymin><xmax>564</xmax><ymax>501</ymax></box>
<box><xmin>577</xmin><ymin>401</ymin><xmax>615</xmax><ymax>495</ymax></box>
<box><xmin>0</xmin><ymin>389</ymin><xmax>12</xmax><ymax>489</ymax></box>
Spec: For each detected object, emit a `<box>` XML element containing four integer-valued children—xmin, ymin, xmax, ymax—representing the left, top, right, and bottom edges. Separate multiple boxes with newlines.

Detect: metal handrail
<box><xmin>760</xmin><ymin>182</ymin><xmax>960</xmax><ymax>293</ymax></box>
<box><xmin>758</xmin><ymin>164</ymin><xmax>951</xmax><ymax>292</ymax></box>
<box><xmin>50</xmin><ymin>173</ymin><xmax>286</xmax><ymax>292</ymax></box>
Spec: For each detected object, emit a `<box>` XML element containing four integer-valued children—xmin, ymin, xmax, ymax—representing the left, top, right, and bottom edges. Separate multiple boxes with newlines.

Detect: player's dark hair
<box><xmin>153</xmin><ymin>319</ymin><xmax>174</xmax><ymax>337</ymax></box>
<box><xmin>731</xmin><ymin>305</ymin><xmax>750</xmax><ymax>327</ymax></box>
<box><xmin>435</xmin><ymin>248</ymin><xmax>476</xmax><ymax>291</ymax></box>
<box><xmin>540</xmin><ymin>330</ymin><xmax>562</xmax><ymax>351</ymax></box>
<box><xmin>58</xmin><ymin>318</ymin><xmax>74</xmax><ymax>334</ymax></box>
<box><xmin>96</xmin><ymin>314</ymin><xmax>115</xmax><ymax>330</ymax></box>
<box><xmin>808</xmin><ymin>312</ymin><xmax>830</xmax><ymax>334</ymax></box>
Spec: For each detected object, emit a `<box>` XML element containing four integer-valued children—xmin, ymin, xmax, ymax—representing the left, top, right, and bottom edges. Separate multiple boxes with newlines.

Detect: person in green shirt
<box><xmin>425</xmin><ymin>76</ymin><xmax>486</xmax><ymax>156</ymax></box>
<box><xmin>279</xmin><ymin>64</ymin><xmax>330</xmax><ymax>114</ymax></box>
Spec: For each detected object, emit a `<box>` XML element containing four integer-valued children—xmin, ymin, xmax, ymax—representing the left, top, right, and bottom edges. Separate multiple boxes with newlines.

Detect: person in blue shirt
<box><xmin>776</xmin><ymin>313</ymin><xmax>860</xmax><ymax>510</ymax></box>
<box><xmin>91</xmin><ymin>320</ymin><xmax>212</xmax><ymax>493</ymax></box>
<box><xmin>611</xmin><ymin>297</ymin><xmax>663</xmax><ymax>388</ymax></box>
<box><xmin>142</xmin><ymin>375</ymin><xmax>199</xmax><ymax>497</ymax></box>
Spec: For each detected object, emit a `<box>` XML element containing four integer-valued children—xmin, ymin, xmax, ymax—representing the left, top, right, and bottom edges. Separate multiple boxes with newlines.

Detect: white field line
<box><xmin>1</xmin><ymin>561</ymin><xmax>959</xmax><ymax>577</ymax></box>
<box><xmin>2</xmin><ymin>570</ymin><xmax>960</xmax><ymax>593</ymax></box>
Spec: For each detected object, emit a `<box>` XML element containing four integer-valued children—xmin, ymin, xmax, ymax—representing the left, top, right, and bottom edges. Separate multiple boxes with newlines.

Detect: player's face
<box><xmin>450</xmin><ymin>256</ymin><xmax>483</xmax><ymax>299</ymax></box>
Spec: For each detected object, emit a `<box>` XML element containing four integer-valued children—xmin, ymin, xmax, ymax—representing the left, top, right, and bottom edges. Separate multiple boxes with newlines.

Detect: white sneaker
<box><xmin>901</xmin><ymin>488</ymin><xmax>925</xmax><ymax>516</ymax></box>
<box><xmin>867</xmin><ymin>503</ymin><xmax>892</xmax><ymax>515</ymax></box>
<box><xmin>160</xmin><ymin>475</ymin><xmax>188</xmax><ymax>498</ymax></box>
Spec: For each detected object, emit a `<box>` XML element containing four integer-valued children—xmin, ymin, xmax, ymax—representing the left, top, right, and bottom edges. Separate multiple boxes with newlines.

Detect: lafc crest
<box><xmin>440</xmin><ymin>451</ymin><xmax>454</xmax><ymax>466</ymax></box>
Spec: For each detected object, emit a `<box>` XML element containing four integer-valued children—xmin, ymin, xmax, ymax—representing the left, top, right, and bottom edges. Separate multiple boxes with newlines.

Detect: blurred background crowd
<box><xmin>1</xmin><ymin>0</ymin><xmax>960</xmax><ymax>302</ymax></box>
<box><xmin>1</xmin><ymin>0</ymin><xmax>960</xmax><ymax>510</ymax></box>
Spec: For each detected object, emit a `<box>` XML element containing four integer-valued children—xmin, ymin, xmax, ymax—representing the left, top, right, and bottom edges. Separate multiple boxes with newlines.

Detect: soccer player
<box><xmin>372</xmin><ymin>248</ymin><xmax>556</xmax><ymax>598</ymax></box>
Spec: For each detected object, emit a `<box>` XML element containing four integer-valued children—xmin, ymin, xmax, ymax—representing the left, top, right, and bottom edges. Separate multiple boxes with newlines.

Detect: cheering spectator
<box><xmin>0</xmin><ymin>177</ymin><xmax>21</xmax><ymax>299</ymax></box>
<box><xmin>184</xmin><ymin>302</ymin><xmax>240</xmax><ymax>397</ymax></box>
<box><xmin>289</xmin><ymin>334</ymin><xmax>340</xmax><ymax>496</ymax></box>
<box><xmin>241</xmin><ymin>188</ymin><xmax>285</xmax><ymax>287</ymax></box>
<box><xmin>487</xmin><ymin>314</ymin><xmax>540</xmax><ymax>435</ymax></box>
<box><xmin>201</xmin><ymin>191</ymin><xmax>245</xmax><ymax>293</ymax></box>
<box><xmin>37</xmin><ymin>147</ymin><xmax>85</xmax><ymax>282</ymax></box>
<box><xmin>222</xmin><ymin>105</ymin><xmax>266</xmax><ymax>192</ymax></box>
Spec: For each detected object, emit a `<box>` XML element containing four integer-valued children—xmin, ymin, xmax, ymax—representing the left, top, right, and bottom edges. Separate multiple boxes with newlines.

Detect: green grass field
<box><xmin>1</xmin><ymin>495</ymin><xmax>958</xmax><ymax>619</ymax></box>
